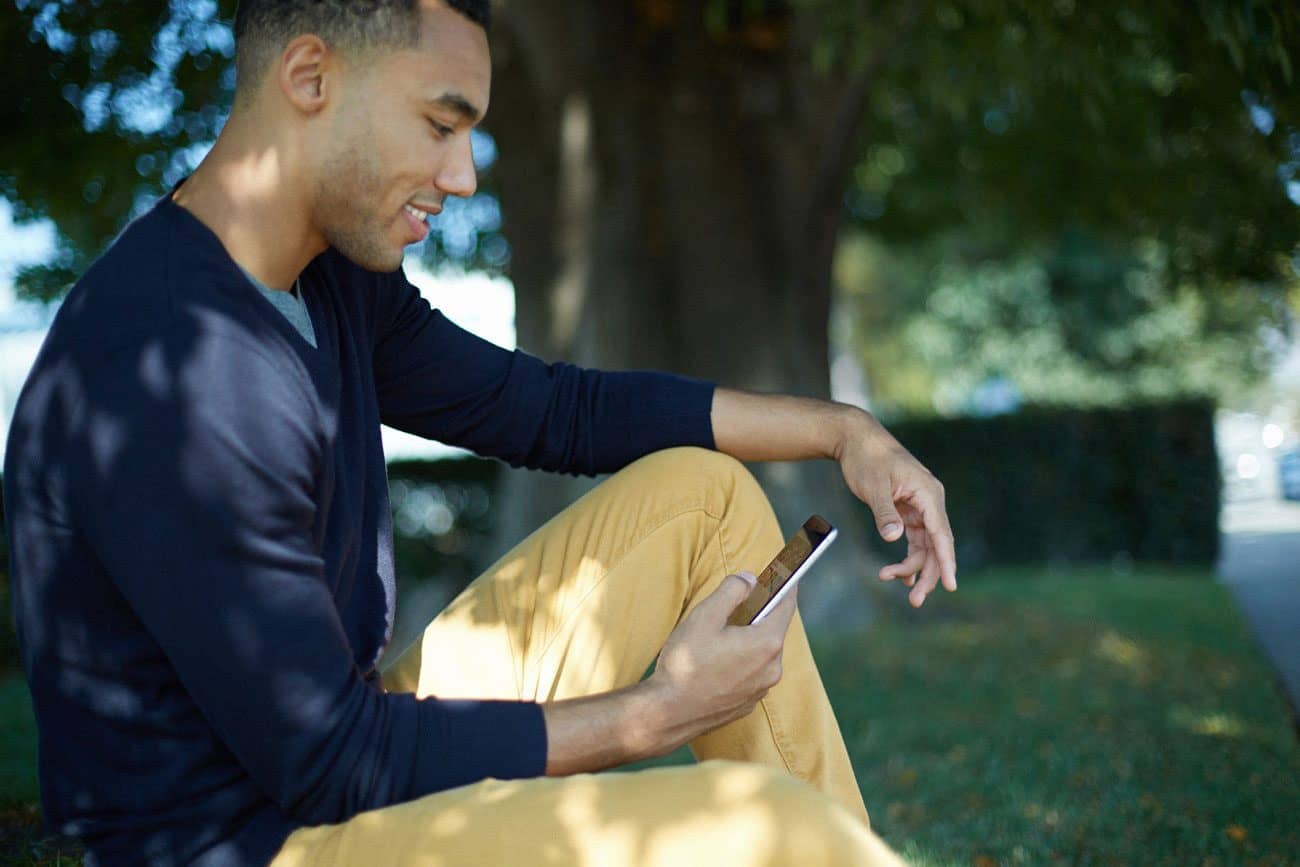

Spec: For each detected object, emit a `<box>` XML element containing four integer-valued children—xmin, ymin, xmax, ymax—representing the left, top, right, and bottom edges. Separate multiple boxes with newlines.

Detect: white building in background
<box><xmin>1215</xmin><ymin>331</ymin><xmax>1300</xmax><ymax>505</ymax></box>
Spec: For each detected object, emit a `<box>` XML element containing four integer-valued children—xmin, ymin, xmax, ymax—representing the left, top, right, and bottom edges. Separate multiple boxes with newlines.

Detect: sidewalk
<box><xmin>1216</xmin><ymin>498</ymin><xmax>1300</xmax><ymax>724</ymax></box>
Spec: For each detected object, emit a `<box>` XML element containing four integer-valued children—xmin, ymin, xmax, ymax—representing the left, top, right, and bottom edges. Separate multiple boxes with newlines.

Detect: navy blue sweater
<box><xmin>4</xmin><ymin>191</ymin><xmax>716</xmax><ymax>866</ymax></box>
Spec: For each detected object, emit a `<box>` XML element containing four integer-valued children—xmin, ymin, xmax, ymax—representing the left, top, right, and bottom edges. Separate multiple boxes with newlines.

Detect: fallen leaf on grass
<box><xmin>1224</xmin><ymin>824</ymin><xmax>1247</xmax><ymax>843</ymax></box>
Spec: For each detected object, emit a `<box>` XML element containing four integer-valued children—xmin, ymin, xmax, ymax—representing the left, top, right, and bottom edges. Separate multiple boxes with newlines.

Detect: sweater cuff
<box><xmin>412</xmin><ymin>697</ymin><xmax>548</xmax><ymax>793</ymax></box>
<box><xmin>666</xmin><ymin>375</ymin><xmax>717</xmax><ymax>452</ymax></box>
<box><xmin>590</xmin><ymin>372</ymin><xmax>717</xmax><ymax>473</ymax></box>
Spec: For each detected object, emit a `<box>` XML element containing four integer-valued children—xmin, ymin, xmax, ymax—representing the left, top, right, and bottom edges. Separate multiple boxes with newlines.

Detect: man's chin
<box><xmin>329</xmin><ymin>237</ymin><xmax>406</xmax><ymax>274</ymax></box>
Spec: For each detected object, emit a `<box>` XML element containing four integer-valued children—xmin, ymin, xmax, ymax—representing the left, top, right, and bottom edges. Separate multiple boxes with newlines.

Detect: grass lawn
<box><xmin>830</xmin><ymin>567</ymin><xmax>1300</xmax><ymax>867</ymax></box>
<box><xmin>3</xmin><ymin>566</ymin><xmax>1297</xmax><ymax>866</ymax></box>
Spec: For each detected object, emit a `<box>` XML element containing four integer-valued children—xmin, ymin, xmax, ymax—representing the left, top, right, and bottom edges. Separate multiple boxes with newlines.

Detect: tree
<box><xmin>482</xmin><ymin>0</ymin><xmax>1300</xmax><ymax>625</ymax></box>
<box><xmin>4</xmin><ymin>1</ymin><xmax>1299</xmax><ymax>628</ymax></box>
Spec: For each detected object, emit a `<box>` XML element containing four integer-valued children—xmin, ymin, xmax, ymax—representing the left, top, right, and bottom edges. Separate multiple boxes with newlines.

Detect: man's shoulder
<box><xmin>18</xmin><ymin>202</ymin><xmax>321</xmax><ymax>431</ymax></box>
<box><xmin>73</xmin><ymin>200</ymin><xmax>173</xmax><ymax>311</ymax></box>
<box><xmin>51</xmin><ymin>201</ymin><xmax>184</xmax><ymax>349</ymax></box>
<box><xmin>52</xmin><ymin>200</ymin><xmax>299</xmax><ymax>366</ymax></box>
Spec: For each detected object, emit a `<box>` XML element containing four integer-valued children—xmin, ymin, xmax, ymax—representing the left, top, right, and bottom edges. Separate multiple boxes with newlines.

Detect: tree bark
<box><xmin>484</xmin><ymin>2</ymin><xmax>889</xmax><ymax>633</ymax></box>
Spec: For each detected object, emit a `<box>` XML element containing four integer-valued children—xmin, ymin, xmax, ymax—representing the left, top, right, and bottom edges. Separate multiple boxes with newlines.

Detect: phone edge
<box><xmin>749</xmin><ymin>526</ymin><xmax>839</xmax><ymax>625</ymax></box>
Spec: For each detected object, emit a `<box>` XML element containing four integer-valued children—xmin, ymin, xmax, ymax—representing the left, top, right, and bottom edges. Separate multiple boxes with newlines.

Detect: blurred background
<box><xmin>2</xmin><ymin>1</ymin><xmax>1299</xmax><ymax>865</ymax></box>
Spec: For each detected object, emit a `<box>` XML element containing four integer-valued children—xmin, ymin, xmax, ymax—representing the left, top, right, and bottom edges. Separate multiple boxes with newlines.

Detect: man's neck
<box><xmin>170</xmin><ymin>112</ymin><xmax>327</xmax><ymax>293</ymax></box>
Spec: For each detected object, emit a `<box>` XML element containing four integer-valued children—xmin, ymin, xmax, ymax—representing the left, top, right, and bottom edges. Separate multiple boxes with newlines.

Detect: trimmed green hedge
<box><xmin>882</xmin><ymin>400</ymin><xmax>1220</xmax><ymax>568</ymax></box>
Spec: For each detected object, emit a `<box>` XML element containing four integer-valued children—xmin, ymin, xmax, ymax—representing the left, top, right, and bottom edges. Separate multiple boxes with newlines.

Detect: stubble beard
<box><xmin>315</xmin><ymin>135</ymin><xmax>406</xmax><ymax>274</ymax></box>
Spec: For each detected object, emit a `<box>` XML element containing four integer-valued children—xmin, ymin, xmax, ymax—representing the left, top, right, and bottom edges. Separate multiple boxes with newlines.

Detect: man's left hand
<box><xmin>834</xmin><ymin>411</ymin><xmax>957</xmax><ymax>608</ymax></box>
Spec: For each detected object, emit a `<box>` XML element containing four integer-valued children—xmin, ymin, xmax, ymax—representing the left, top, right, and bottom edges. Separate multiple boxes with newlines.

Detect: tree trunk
<box><xmin>483</xmin><ymin>2</ymin><xmax>888</xmax><ymax>633</ymax></box>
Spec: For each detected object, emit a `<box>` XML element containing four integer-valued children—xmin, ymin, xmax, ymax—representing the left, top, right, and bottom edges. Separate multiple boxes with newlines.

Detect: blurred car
<box><xmin>1281</xmin><ymin>449</ymin><xmax>1300</xmax><ymax>501</ymax></box>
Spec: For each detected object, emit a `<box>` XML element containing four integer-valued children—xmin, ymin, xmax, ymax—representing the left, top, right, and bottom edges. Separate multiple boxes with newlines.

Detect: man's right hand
<box><xmin>539</xmin><ymin>572</ymin><xmax>798</xmax><ymax>776</ymax></box>
<box><xmin>643</xmin><ymin>571</ymin><xmax>799</xmax><ymax>754</ymax></box>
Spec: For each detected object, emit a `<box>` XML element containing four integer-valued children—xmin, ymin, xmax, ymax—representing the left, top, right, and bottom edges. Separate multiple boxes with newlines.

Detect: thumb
<box><xmin>871</xmin><ymin>497</ymin><xmax>904</xmax><ymax>542</ymax></box>
<box><xmin>709</xmin><ymin>571</ymin><xmax>757</xmax><ymax>617</ymax></box>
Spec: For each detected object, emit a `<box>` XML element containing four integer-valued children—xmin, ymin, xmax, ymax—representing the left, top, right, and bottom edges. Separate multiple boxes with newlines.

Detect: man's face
<box><xmin>311</xmin><ymin>3</ymin><xmax>490</xmax><ymax>272</ymax></box>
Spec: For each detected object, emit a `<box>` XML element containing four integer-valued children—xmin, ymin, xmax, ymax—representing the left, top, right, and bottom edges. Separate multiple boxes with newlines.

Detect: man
<box><xmin>4</xmin><ymin>1</ymin><xmax>957</xmax><ymax>864</ymax></box>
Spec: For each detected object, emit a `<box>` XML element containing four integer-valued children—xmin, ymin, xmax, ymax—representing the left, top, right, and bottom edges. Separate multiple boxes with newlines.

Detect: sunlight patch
<box><xmin>1167</xmin><ymin>705</ymin><xmax>1248</xmax><ymax>737</ymax></box>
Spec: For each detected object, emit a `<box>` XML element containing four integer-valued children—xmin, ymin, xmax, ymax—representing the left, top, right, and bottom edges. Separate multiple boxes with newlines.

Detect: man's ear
<box><xmin>277</xmin><ymin>34</ymin><xmax>334</xmax><ymax>115</ymax></box>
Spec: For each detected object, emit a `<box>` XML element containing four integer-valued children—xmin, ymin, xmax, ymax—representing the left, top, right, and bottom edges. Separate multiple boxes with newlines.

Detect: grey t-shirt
<box><xmin>240</xmin><ymin>266</ymin><xmax>318</xmax><ymax>349</ymax></box>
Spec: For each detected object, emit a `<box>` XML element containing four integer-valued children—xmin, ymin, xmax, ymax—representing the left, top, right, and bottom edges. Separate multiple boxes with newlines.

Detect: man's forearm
<box><xmin>541</xmin><ymin>680</ymin><xmax>689</xmax><ymax>776</ymax></box>
<box><xmin>709</xmin><ymin>386</ymin><xmax>871</xmax><ymax>463</ymax></box>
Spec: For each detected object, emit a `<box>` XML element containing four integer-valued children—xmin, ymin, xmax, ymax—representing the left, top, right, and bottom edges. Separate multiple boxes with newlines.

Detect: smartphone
<box><xmin>727</xmin><ymin>515</ymin><xmax>838</xmax><ymax>627</ymax></box>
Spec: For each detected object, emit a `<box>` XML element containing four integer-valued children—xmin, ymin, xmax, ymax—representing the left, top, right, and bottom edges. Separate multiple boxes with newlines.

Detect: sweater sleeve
<box><xmin>76</xmin><ymin>335</ymin><xmax>547</xmax><ymax>825</ymax></box>
<box><xmin>371</xmin><ymin>269</ymin><xmax>716</xmax><ymax>476</ymax></box>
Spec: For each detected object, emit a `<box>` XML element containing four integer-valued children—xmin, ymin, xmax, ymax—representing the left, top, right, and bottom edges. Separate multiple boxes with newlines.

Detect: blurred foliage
<box><xmin>385</xmin><ymin>457</ymin><xmax>502</xmax><ymax>596</ymax></box>
<box><xmin>2</xmin><ymin>0</ymin><xmax>234</xmax><ymax>298</ymax></box>
<box><xmin>850</xmin><ymin>1</ymin><xmax>1300</xmax><ymax>278</ymax></box>
<box><xmin>876</xmin><ymin>400</ymin><xmax>1220</xmax><ymax>568</ymax></box>
<box><xmin>837</xmin><ymin>230</ymin><xmax>1286</xmax><ymax>415</ymax></box>
<box><xmin>828</xmin><ymin>1</ymin><xmax>1300</xmax><ymax>413</ymax></box>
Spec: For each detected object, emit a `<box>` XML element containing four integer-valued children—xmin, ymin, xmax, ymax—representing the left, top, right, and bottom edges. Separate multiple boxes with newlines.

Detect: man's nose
<box><xmin>436</xmin><ymin>134</ymin><xmax>478</xmax><ymax>199</ymax></box>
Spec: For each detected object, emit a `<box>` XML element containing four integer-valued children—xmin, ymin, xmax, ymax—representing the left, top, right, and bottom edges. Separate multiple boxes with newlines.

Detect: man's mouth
<box><xmin>401</xmin><ymin>203</ymin><xmax>435</xmax><ymax>243</ymax></box>
<box><xmin>404</xmin><ymin>203</ymin><xmax>434</xmax><ymax>221</ymax></box>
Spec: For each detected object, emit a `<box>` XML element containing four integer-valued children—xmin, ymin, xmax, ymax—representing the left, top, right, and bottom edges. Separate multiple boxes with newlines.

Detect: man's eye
<box><xmin>429</xmin><ymin>120</ymin><xmax>454</xmax><ymax>138</ymax></box>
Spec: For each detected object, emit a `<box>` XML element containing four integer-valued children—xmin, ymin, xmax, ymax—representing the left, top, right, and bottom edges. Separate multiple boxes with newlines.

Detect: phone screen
<box><xmin>727</xmin><ymin>515</ymin><xmax>837</xmax><ymax>627</ymax></box>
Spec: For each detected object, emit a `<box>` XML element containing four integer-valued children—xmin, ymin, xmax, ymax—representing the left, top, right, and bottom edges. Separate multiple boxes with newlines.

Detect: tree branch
<box><xmin>803</xmin><ymin>0</ymin><xmax>923</xmax><ymax>243</ymax></box>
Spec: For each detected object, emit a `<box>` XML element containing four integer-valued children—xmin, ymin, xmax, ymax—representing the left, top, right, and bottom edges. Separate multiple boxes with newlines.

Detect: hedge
<box><xmin>880</xmin><ymin>399</ymin><xmax>1220</xmax><ymax>569</ymax></box>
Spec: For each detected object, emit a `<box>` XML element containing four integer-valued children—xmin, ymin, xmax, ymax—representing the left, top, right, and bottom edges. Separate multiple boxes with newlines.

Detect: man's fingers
<box><xmin>893</xmin><ymin>488</ymin><xmax>957</xmax><ymax>592</ymax></box>
<box><xmin>920</xmin><ymin>496</ymin><xmax>958</xmax><ymax>591</ymax></box>
<box><xmin>909</xmin><ymin>553</ymin><xmax>942</xmax><ymax>608</ymax></box>
<box><xmin>879</xmin><ymin>548</ymin><xmax>925</xmax><ymax>582</ymax></box>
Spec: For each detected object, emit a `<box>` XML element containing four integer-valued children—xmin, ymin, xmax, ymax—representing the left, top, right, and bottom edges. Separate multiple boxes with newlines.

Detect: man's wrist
<box><xmin>828</xmin><ymin>402</ymin><xmax>875</xmax><ymax>463</ymax></box>
<box><xmin>541</xmin><ymin>678</ymin><xmax>688</xmax><ymax>776</ymax></box>
<box><xmin>630</xmin><ymin>677</ymin><xmax>690</xmax><ymax>758</ymax></box>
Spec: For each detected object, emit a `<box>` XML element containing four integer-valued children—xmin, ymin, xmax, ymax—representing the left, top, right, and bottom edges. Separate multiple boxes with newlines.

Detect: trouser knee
<box><xmin>636</xmin><ymin>447</ymin><xmax>776</xmax><ymax>523</ymax></box>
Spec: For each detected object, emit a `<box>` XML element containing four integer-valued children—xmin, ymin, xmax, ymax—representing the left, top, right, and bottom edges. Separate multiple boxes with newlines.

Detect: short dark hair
<box><xmin>233</xmin><ymin>1</ymin><xmax>491</xmax><ymax>99</ymax></box>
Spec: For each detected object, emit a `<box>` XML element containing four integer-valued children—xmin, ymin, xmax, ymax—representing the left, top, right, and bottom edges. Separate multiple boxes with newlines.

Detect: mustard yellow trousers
<box><xmin>270</xmin><ymin>447</ymin><xmax>908</xmax><ymax>866</ymax></box>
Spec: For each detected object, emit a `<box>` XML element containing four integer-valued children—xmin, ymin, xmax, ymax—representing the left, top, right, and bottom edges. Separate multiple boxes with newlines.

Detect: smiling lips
<box><xmin>402</xmin><ymin>202</ymin><xmax>436</xmax><ymax>243</ymax></box>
